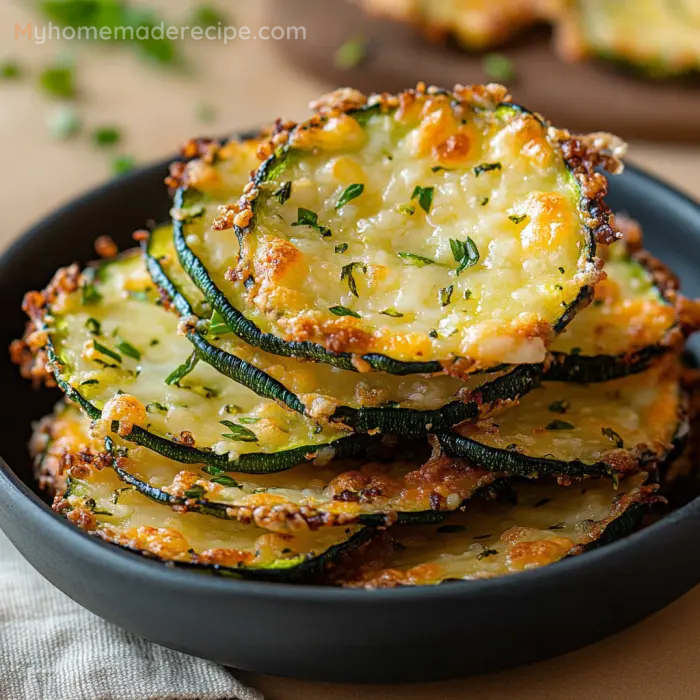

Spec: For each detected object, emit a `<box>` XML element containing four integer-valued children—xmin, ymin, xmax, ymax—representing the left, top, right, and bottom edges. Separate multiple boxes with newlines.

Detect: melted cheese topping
<box><xmin>40</xmin><ymin>405</ymin><xmax>505</xmax><ymax>529</ymax></box>
<box><xmin>65</xmin><ymin>468</ymin><xmax>363</xmax><ymax>572</ymax></box>
<box><xmin>151</xmin><ymin>225</ymin><xmax>519</xmax><ymax>418</ymax></box>
<box><xmin>552</xmin><ymin>242</ymin><xmax>676</xmax><ymax>357</ymax></box>
<box><xmin>340</xmin><ymin>472</ymin><xmax>651</xmax><ymax>586</ymax></box>
<box><xmin>560</xmin><ymin>0</ymin><xmax>700</xmax><ymax>75</ymax></box>
<box><xmin>44</xmin><ymin>413</ymin><xmax>364</xmax><ymax>573</ymax></box>
<box><xmin>186</xmin><ymin>99</ymin><xmax>596</xmax><ymax>370</ymax></box>
<box><xmin>454</xmin><ymin>359</ymin><xmax>681</xmax><ymax>465</ymax></box>
<box><xmin>50</xmin><ymin>254</ymin><xmax>348</xmax><ymax>459</ymax></box>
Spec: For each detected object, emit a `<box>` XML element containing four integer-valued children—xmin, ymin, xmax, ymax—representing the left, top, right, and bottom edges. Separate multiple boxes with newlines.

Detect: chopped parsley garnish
<box><xmin>477</xmin><ymin>547</ymin><xmax>498</xmax><ymax>560</ymax></box>
<box><xmin>202</xmin><ymin>465</ymin><xmax>224</xmax><ymax>476</ymax></box>
<box><xmin>602</xmin><ymin>427</ymin><xmax>624</xmax><ymax>448</ymax></box>
<box><xmin>81</xmin><ymin>280</ymin><xmax>102</xmax><ymax>305</ymax></box>
<box><xmin>558</xmin><ymin>266</ymin><xmax>565</xmax><ymax>274</ymax></box>
<box><xmin>210</xmin><ymin>475</ymin><xmax>240</xmax><ymax>488</ymax></box>
<box><xmin>340</xmin><ymin>261</ymin><xmax>367</xmax><ymax>297</ymax></box>
<box><xmin>115</xmin><ymin>338</ymin><xmax>141</xmax><ymax>361</ymax></box>
<box><xmin>128</xmin><ymin>289</ymin><xmax>149</xmax><ymax>302</ymax></box>
<box><xmin>479</xmin><ymin>197</ymin><xmax>489</xmax><ymax>206</ymax></box>
<box><xmin>146</xmin><ymin>402</ymin><xmax>168</xmax><ymax>415</ymax></box>
<box><xmin>85</xmin><ymin>318</ymin><xmax>101</xmax><ymax>335</ymax></box>
<box><xmin>482</xmin><ymin>53</ymin><xmax>516</xmax><ymax>82</ymax></box>
<box><xmin>464</xmin><ymin>289</ymin><xmax>473</xmax><ymax>300</ymax></box>
<box><xmin>439</xmin><ymin>285</ymin><xmax>454</xmax><ymax>307</ymax></box>
<box><xmin>398</xmin><ymin>251</ymin><xmax>435</xmax><ymax>267</ymax></box>
<box><xmin>165</xmin><ymin>351</ymin><xmax>198</xmax><ymax>386</ymax></box>
<box><xmin>329</xmin><ymin>305</ymin><xmax>361</xmax><ymax>318</ymax></box>
<box><xmin>380</xmin><ymin>308</ymin><xmax>404</xmax><ymax>318</ymax></box>
<box><xmin>570</xmin><ymin>347</ymin><xmax>582</xmax><ymax>355</ymax></box>
<box><xmin>292</xmin><ymin>208</ymin><xmax>331</xmax><ymax>237</ymax></box>
<box><xmin>48</xmin><ymin>105</ymin><xmax>81</xmax><ymax>140</ymax></box>
<box><xmin>39</xmin><ymin>64</ymin><xmax>75</xmax><ymax>99</ymax></box>
<box><xmin>428</xmin><ymin>329</ymin><xmax>438</xmax><ymax>339</ymax></box>
<box><xmin>546</xmin><ymin>420</ymin><xmax>575</xmax><ymax>430</ymax></box>
<box><xmin>92</xmin><ymin>340</ymin><xmax>121</xmax><ymax>364</ymax></box>
<box><xmin>208</xmin><ymin>310</ymin><xmax>230</xmax><ymax>336</ymax></box>
<box><xmin>1</xmin><ymin>60</ymin><xmax>21</xmax><ymax>79</ymax></box>
<box><xmin>474</xmin><ymin>162</ymin><xmax>502</xmax><ymax>177</ymax></box>
<box><xmin>548</xmin><ymin>400</ymin><xmax>571</xmax><ymax>414</ymax></box>
<box><xmin>334</xmin><ymin>35</ymin><xmax>366</xmax><ymax>70</ymax></box>
<box><xmin>190</xmin><ymin>5</ymin><xmax>228</xmax><ymax>28</ymax></box>
<box><xmin>112</xmin><ymin>155</ymin><xmax>135</xmax><ymax>176</ymax></box>
<box><xmin>548</xmin><ymin>522</ymin><xmax>566</xmax><ymax>531</ymax></box>
<box><xmin>273</xmin><ymin>181</ymin><xmax>292</xmax><ymax>206</ymax></box>
<box><xmin>411</xmin><ymin>185</ymin><xmax>434</xmax><ymax>214</ymax></box>
<box><xmin>184</xmin><ymin>485</ymin><xmax>206</xmax><ymax>500</ymax></box>
<box><xmin>508</xmin><ymin>214</ymin><xmax>528</xmax><ymax>225</ymax></box>
<box><xmin>80</xmin><ymin>379</ymin><xmax>99</xmax><ymax>386</ymax></box>
<box><xmin>149</xmin><ymin>339</ymin><xmax>159</xmax><ymax>346</ymax></box>
<box><xmin>222</xmin><ymin>404</ymin><xmax>242</xmax><ymax>414</ymax></box>
<box><xmin>336</xmin><ymin>183</ymin><xmax>364</xmax><ymax>210</ymax></box>
<box><xmin>219</xmin><ymin>420</ymin><xmax>259</xmax><ymax>443</ymax></box>
<box><xmin>186</xmin><ymin>385</ymin><xmax>219</xmax><ymax>400</ymax></box>
<box><xmin>398</xmin><ymin>204</ymin><xmax>415</xmax><ymax>216</ymax></box>
<box><xmin>436</xmin><ymin>524</ymin><xmax>466</xmax><ymax>534</ymax></box>
<box><xmin>449</xmin><ymin>237</ymin><xmax>480</xmax><ymax>275</ymax></box>
<box><xmin>39</xmin><ymin>1</ymin><xmax>178</xmax><ymax>64</ymax></box>
<box><xmin>431</xmin><ymin>166</ymin><xmax>450</xmax><ymax>173</ymax></box>
<box><xmin>238</xmin><ymin>416</ymin><xmax>260</xmax><ymax>424</ymax></box>
<box><xmin>110</xmin><ymin>486</ymin><xmax>134</xmax><ymax>504</ymax></box>
<box><xmin>93</xmin><ymin>126</ymin><xmax>121</xmax><ymax>147</ymax></box>
<box><xmin>334</xmin><ymin>243</ymin><xmax>349</xmax><ymax>254</ymax></box>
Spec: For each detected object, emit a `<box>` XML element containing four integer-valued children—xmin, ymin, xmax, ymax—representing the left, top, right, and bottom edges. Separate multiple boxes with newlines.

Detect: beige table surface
<box><xmin>2</xmin><ymin>1</ymin><xmax>700</xmax><ymax>698</ymax></box>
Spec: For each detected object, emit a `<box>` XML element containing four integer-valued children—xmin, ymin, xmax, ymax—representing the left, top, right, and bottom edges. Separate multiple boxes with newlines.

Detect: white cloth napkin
<box><xmin>0</xmin><ymin>529</ymin><xmax>263</xmax><ymax>700</ymax></box>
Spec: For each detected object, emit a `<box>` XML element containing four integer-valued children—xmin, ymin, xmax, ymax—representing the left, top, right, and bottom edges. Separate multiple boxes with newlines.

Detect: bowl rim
<box><xmin>2</xmin><ymin>157</ymin><xmax>699</xmax><ymax>603</ymax></box>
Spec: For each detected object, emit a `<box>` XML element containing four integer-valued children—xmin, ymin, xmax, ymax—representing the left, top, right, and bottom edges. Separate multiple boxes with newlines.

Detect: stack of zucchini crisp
<box><xmin>15</xmin><ymin>84</ymin><xmax>700</xmax><ymax>586</ymax></box>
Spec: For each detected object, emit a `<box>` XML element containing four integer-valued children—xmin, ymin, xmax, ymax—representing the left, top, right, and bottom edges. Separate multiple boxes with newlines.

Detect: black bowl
<box><xmin>1</xmin><ymin>161</ymin><xmax>699</xmax><ymax>684</ymax></box>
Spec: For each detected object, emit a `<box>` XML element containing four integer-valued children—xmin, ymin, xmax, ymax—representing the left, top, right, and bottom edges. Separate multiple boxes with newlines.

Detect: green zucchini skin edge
<box><xmin>144</xmin><ymin>242</ymin><xmax>307</xmax><ymax>414</ymax></box>
<box><xmin>580</xmin><ymin>501</ymin><xmax>648</xmax><ymax>552</ymax></box>
<box><xmin>112</xmin><ymin>466</ymin><xmax>457</xmax><ymax>527</ymax></box>
<box><xmin>435</xmin><ymin>417</ymin><xmax>689</xmax><ymax>479</ymax></box>
<box><xmin>112</xmin><ymin>464</ymin><xmax>517</xmax><ymax>528</ymax></box>
<box><xmin>173</xmin><ymin>191</ymin><xmax>444</xmax><ymax>375</ymax></box>
<box><xmin>546</xmin><ymin>248</ymin><xmax>681</xmax><ymax>383</ymax></box>
<box><xmin>175</xmin><ymin>94</ymin><xmax>610</xmax><ymax>376</ymax></box>
<box><xmin>438</xmin><ymin>499</ymin><xmax>652</xmax><ymax>585</ymax></box>
<box><xmin>63</xmin><ymin>479</ymin><xmax>375</xmax><ymax>582</ymax></box>
<box><xmin>40</xmin><ymin>323</ymin><xmax>378</xmax><ymax>475</ymax></box>
<box><xmin>145</xmin><ymin>236</ymin><xmax>545</xmax><ymax>435</ymax></box>
<box><xmin>545</xmin><ymin>345</ymin><xmax>670</xmax><ymax>383</ymax></box>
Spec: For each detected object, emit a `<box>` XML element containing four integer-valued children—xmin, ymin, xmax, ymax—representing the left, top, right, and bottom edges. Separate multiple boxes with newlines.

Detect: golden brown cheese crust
<box><xmin>453</xmin><ymin>356</ymin><xmax>685</xmax><ymax>474</ymax></box>
<box><xmin>551</xmin><ymin>215</ymin><xmax>700</xmax><ymax>362</ymax></box>
<box><xmin>28</xmin><ymin>405</ymin><xmax>103</xmax><ymax>499</ymax></box>
<box><xmin>331</xmin><ymin>479</ymin><xmax>661</xmax><ymax>587</ymax></box>
<box><xmin>200</xmin><ymin>83</ymin><xmax>624</xmax><ymax>371</ymax></box>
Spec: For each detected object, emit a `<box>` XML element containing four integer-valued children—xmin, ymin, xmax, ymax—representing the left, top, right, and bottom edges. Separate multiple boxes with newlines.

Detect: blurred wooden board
<box><xmin>270</xmin><ymin>0</ymin><xmax>700</xmax><ymax>142</ymax></box>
